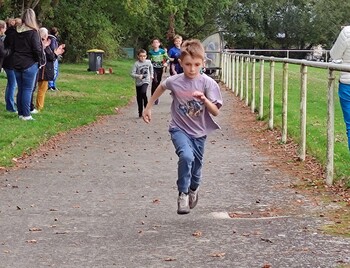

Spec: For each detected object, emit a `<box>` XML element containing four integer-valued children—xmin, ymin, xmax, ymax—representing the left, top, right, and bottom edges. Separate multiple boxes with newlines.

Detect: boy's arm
<box><xmin>143</xmin><ymin>84</ymin><xmax>166</xmax><ymax>123</ymax></box>
<box><xmin>130</xmin><ymin>63</ymin><xmax>142</xmax><ymax>79</ymax></box>
<box><xmin>171</xmin><ymin>63</ymin><xmax>176</xmax><ymax>74</ymax></box>
<box><xmin>149</xmin><ymin>61</ymin><xmax>154</xmax><ymax>79</ymax></box>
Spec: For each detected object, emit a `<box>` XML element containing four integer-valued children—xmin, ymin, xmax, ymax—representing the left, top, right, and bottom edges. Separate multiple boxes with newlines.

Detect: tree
<box><xmin>50</xmin><ymin>0</ymin><xmax>122</xmax><ymax>62</ymax></box>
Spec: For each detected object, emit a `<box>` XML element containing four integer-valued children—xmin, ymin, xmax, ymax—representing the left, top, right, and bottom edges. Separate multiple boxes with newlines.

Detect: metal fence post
<box><xmin>232</xmin><ymin>55</ymin><xmax>235</xmax><ymax>93</ymax></box>
<box><xmin>235</xmin><ymin>56</ymin><xmax>239</xmax><ymax>96</ymax></box>
<box><xmin>245</xmin><ymin>58</ymin><xmax>249</xmax><ymax>106</ymax></box>
<box><xmin>326</xmin><ymin>69</ymin><xmax>335</xmax><ymax>185</ymax></box>
<box><xmin>259</xmin><ymin>58</ymin><xmax>264</xmax><ymax>119</ymax></box>
<box><xmin>269</xmin><ymin>60</ymin><xmax>275</xmax><ymax>130</ymax></box>
<box><xmin>282</xmin><ymin>62</ymin><xmax>289</xmax><ymax>143</ymax></box>
<box><xmin>299</xmin><ymin>65</ymin><xmax>308</xmax><ymax>161</ymax></box>
<box><xmin>251</xmin><ymin>58</ymin><xmax>256</xmax><ymax>113</ymax></box>
<box><xmin>240</xmin><ymin>56</ymin><xmax>244</xmax><ymax>100</ymax></box>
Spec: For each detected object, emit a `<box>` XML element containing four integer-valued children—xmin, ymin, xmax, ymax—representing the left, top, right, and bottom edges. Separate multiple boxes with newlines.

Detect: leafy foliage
<box><xmin>1</xmin><ymin>0</ymin><xmax>350</xmax><ymax>61</ymax></box>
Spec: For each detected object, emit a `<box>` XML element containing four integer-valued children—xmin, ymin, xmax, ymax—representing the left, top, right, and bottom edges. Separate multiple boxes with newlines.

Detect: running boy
<box><xmin>168</xmin><ymin>35</ymin><xmax>183</xmax><ymax>75</ymax></box>
<box><xmin>143</xmin><ymin>39</ymin><xmax>223</xmax><ymax>214</ymax></box>
<box><xmin>131</xmin><ymin>49</ymin><xmax>153</xmax><ymax>117</ymax></box>
<box><xmin>148</xmin><ymin>38</ymin><xmax>169</xmax><ymax>104</ymax></box>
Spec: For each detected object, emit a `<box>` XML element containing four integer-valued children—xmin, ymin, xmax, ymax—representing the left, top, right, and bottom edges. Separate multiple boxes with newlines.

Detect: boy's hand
<box><xmin>55</xmin><ymin>44</ymin><xmax>65</xmax><ymax>55</ymax></box>
<box><xmin>192</xmin><ymin>91</ymin><xmax>206</xmax><ymax>101</ymax></box>
<box><xmin>143</xmin><ymin>109</ymin><xmax>152</xmax><ymax>123</ymax></box>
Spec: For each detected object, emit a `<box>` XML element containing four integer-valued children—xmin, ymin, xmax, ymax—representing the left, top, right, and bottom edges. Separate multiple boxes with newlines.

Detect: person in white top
<box><xmin>330</xmin><ymin>26</ymin><xmax>350</xmax><ymax>150</ymax></box>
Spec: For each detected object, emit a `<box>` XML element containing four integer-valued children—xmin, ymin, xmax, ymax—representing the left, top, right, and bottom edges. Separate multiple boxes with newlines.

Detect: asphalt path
<box><xmin>0</xmin><ymin>87</ymin><xmax>349</xmax><ymax>268</ymax></box>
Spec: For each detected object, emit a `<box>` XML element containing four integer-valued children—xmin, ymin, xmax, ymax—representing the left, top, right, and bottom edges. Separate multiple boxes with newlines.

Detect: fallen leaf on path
<box><xmin>192</xmin><ymin>230</ymin><xmax>202</xmax><ymax>237</ymax></box>
<box><xmin>164</xmin><ymin>257</ymin><xmax>176</xmax><ymax>261</ymax></box>
<box><xmin>55</xmin><ymin>231</ymin><xmax>68</xmax><ymax>234</ymax></box>
<box><xmin>261</xmin><ymin>238</ymin><xmax>273</xmax><ymax>243</ymax></box>
<box><xmin>210</xmin><ymin>252</ymin><xmax>225</xmax><ymax>257</ymax></box>
<box><xmin>29</xmin><ymin>227</ymin><xmax>42</xmax><ymax>232</ymax></box>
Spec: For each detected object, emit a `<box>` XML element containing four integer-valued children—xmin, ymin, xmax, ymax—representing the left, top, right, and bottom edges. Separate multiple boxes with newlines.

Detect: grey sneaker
<box><xmin>189</xmin><ymin>187</ymin><xmax>199</xmax><ymax>209</ymax></box>
<box><xmin>177</xmin><ymin>192</ymin><xmax>190</xmax><ymax>214</ymax></box>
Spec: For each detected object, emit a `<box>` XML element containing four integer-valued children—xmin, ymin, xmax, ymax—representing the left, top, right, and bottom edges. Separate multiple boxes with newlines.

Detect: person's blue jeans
<box><xmin>339</xmin><ymin>82</ymin><xmax>350</xmax><ymax>150</ymax></box>
<box><xmin>170</xmin><ymin>127</ymin><xmax>206</xmax><ymax>193</ymax></box>
<box><xmin>15</xmin><ymin>63</ymin><xmax>39</xmax><ymax>117</ymax></box>
<box><xmin>4</xmin><ymin>68</ymin><xmax>17</xmax><ymax>112</ymax></box>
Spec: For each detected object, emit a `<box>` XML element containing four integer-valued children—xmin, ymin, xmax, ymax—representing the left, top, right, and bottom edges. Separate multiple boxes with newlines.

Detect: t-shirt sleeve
<box><xmin>205</xmin><ymin>76</ymin><xmax>223</xmax><ymax>108</ymax></box>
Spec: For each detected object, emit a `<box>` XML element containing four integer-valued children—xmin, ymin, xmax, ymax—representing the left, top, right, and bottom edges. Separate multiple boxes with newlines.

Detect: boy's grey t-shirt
<box><xmin>130</xmin><ymin>59</ymin><xmax>153</xmax><ymax>86</ymax></box>
<box><xmin>162</xmin><ymin>73</ymin><xmax>223</xmax><ymax>138</ymax></box>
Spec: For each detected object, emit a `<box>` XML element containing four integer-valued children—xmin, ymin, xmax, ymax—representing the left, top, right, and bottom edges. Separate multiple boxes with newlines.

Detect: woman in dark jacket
<box><xmin>12</xmin><ymin>8</ymin><xmax>42</xmax><ymax>121</ymax></box>
<box><xmin>3</xmin><ymin>18</ymin><xmax>20</xmax><ymax>113</ymax></box>
<box><xmin>0</xmin><ymin>20</ymin><xmax>9</xmax><ymax>69</ymax></box>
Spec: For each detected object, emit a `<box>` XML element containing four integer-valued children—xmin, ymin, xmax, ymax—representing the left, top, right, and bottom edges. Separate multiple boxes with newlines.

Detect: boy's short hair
<box><xmin>179</xmin><ymin>39</ymin><xmax>205</xmax><ymax>61</ymax></box>
<box><xmin>151</xmin><ymin>38</ymin><xmax>160</xmax><ymax>43</ymax></box>
<box><xmin>137</xmin><ymin>49</ymin><xmax>147</xmax><ymax>55</ymax></box>
<box><xmin>173</xmin><ymin>34</ymin><xmax>182</xmax><ymax>41</ymax></box>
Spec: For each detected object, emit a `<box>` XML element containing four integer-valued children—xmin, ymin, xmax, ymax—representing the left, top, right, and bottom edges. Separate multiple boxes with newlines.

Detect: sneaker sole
<box><xmin>177</xmin><ymin>209</ymin><xmax>190</xmax><ymax>215</ymax></box>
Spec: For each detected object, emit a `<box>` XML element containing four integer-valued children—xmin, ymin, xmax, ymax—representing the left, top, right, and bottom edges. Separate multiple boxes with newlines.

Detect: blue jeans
<box><xmin>339</xmin><ymin>82</ymin><xmax>350</xmax><ymax>150</ymax></box>
<box><xmin>170</xmin><ymin>128</ymin><xmax>206</xmax><ymax>193</ymax></box>
<box><xmin>15</xmin><ymin>63</ymin><xmax>39</xmax><ymax>117</ymax></box>
<box><xmin>4</xmin><ymin>68</ymin><xmax>17</xmax><ymax>112</ymax></box>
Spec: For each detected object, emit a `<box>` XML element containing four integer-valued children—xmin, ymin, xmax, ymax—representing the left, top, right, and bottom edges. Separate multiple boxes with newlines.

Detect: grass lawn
<box><xmin>0</xmin><ymin>58</ymin><xmax>135</xmax><ymax>167</ymax></box>
<box><xmin>246</xmin><ymin>62</ymin><xmax>350</xmax><ymax>186</ymax></box>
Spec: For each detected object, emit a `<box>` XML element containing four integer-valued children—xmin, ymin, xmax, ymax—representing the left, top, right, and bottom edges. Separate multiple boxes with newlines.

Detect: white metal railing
<box><xmin>220</xmin><ymin>52</ymin><xmax>350</xmax><ymax>185</ymax></box>
<box><xmin>226</xmin><ymin>49</ymin><xmax>330</xmax><ymax>62</ymax></box>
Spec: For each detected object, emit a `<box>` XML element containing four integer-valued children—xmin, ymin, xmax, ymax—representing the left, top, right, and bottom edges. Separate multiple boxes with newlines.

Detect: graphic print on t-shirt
<box><xmin>139</xmin><ymin>66</ymin><xmax>149</xmax><ymax>79</ymax></box>
<box><xmin>178</xmin><ymin>99</ymin><xmax>203</xmax><ymax>117</ymax></box>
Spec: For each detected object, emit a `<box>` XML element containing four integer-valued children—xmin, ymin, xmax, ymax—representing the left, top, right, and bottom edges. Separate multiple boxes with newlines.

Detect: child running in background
<box><xmin>168</xmin><ymin>35</ymin><xmax>183</xmax><ymax>75</ymax></box>
<box><xmin>148</xmin><ymin>38</ymin><xmax>169</xmax><ymax>104</ymax></box>
<box><xmin>131</xmin><ymin>49</ymin><xmax>154</xmax><ymax>118</ymax></box>
<box><xmin>143</xmin><ymin>39</ymin><xmax>223</xmax><ymax>215</ymax></box>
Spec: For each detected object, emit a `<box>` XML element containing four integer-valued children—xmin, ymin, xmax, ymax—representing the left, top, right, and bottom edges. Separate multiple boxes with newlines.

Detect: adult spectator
<box><xmin>3</xmin><ymin>18</ymin><xmax>21</xmax><ymax>113</ymax></box>
<box><xmin>11</xmin><ymin>8</ymin><xmax>43</xmax><ymax>121</ymax></box>
<box><xmin>330</xmin><ymin>25</ymin><xmax>350</xmax><ymax>150</ymax></box>
<box><xmin>0</xmin><ymin>20</ymin><xmax>9</xmax><ymax>69</ymax></box>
